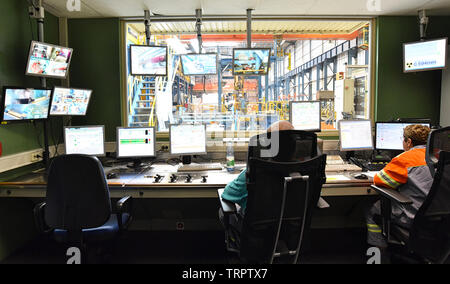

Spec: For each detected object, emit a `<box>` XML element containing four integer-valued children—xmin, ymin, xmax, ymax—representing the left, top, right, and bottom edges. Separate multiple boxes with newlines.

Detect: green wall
<box><xmin>375</xmin><ymin>16</ymin><xmax>450</xmax><ymax>125</ymax></box>
<box><xmin>68</xmin><ymin>18</ymin><xmax>122</xmax><ymax>142</ymax></box>
<box><xmin>0</xmin><ymin>0</ymin><xmax>62</xmax><ymax>261</ymax></box>
<box><xmin>0</xmin><ymin>0</ymin><xmax>63</xmax><ymax>157</ymax></box>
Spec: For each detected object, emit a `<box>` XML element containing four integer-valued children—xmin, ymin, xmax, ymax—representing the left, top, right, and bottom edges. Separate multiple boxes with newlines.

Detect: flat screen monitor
<box><xmin>1</xmin><ymin>87</ymin><xmax>52</xmax><ymax>122</ymax></box>
<box><xmin>232</xmin><ymin>48</ymin><xmax>271</xmax><ymax>76</ymax></box>
<box><xmin>170</xmin><ymin>124</ymin><xmax>207</xmax><ymax>155</ymax></box>
<box><xmin>339</xmin><ymin>120</ymin><xmax>374</xmax><ymax>151</ymax></box>
<box><xmin>376</xmin><ymin>122</ymin><xmax>431</xmax><ymax>151</ymax></box>
<box><xmin>181</xmin><ymin>53</ymin><xmax>217</xmax><ymax>75</ymax></box>
<box><xmin>50</xmin><ymin>87</ymin><xmax>92</xmax><ymax>116</ymax></box>
<box><xmin>403</xmin><ymin>38</ymin><xmax>448</xmax><ymax>73</ymax></box>
<box><xmin>130</xmin><ymin>45</ymin><xmax>167</xmax><ymax>76</ymax></box>
<box><xmin>26</xmin><ymin>41</ymin><xmax>73</xmax><ymax>79</ymax></box>
<box><xmin>117</xmin><ymin>127</ymin><xmax>155</xmax><ymax>158</ymax></box>
<box><xmin>289</xmin><ymin>101</ymin><xmax>321</xmax><ymax>132</ymax></box>
<box><xmin>64</xmin><ymin>125</ymin><xmax>105</xmax><ymax>156</ymax></box>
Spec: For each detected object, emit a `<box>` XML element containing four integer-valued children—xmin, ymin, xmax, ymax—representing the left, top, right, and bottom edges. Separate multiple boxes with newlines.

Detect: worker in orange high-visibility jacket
<box><xmin>366</xmin><ymin>124</ymin><xmax>433</xmax><ymax>249</ymax></box>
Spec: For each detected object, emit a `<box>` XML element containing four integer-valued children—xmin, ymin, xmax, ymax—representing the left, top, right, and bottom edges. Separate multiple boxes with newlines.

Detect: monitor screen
<box><xmin>170</xmin><ymin>124</ymin><xmax>207</xmax><ymax>155</ymax></box>
<box><xmin>339</xmin><ymin>120</ymin><xmax>374</xmax><ymax>151</ymax></box>
<box><xmin>181</xmin><ymin>53</ymin><xmax>217</xmax><ymax>75</ymax></box>
<box><xmin>233</xmin><ymin>48</ymin><xmax>271</xmax><ymax>76</ymax></box>
<box><xmin>64</xmin><ymin>126</ymin><xmax>105</xmax><ymax>156</ymax></box>
<box><xmin>130</xmin><ymin>45</ymin><xmax>167</xmax><ymax>76</ymax></box>
<box><xmin>376</xmin><ymin>122</ymin><xmax>431</xmax><ymax>150</ymax></box>
<box><xmin>117</xmin><ymin>127</ymin><xmax>155</xmax><ymax>158</ymax></box>
<box><xmin>26</xmin><ymin>41</ymin><xmax>73</xmax><ymax>79</ymax></box>
<box><xmin>50</xmin><ymin>87</ymin><xmax>92</xmax><ymax>116</ymax></box>
<box><xmin>290</xmin><ymin>101</ymin><xmax>321</xmax><ymax>132</ymax></box>
<box><xmin>1</xmin><ymin>87</ymin><xmax>52</xmax><ymax>121</ymax></box>
<box><xmin>404</xmin><ymin>38</ymin><xmax>448</xmax><ymax>73</ymax></box>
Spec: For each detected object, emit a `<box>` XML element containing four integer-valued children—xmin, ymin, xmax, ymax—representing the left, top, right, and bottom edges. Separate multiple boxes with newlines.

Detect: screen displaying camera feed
<box><xmin>50</xmin><ymin>87</ymin><xmax>92</xmax><ymax>116</ymax></box>
<box><xmin>181</xmin><ymin>54</ymin><xmax>217</xmax><ymax>75</ymax></box>
<box><xmin>233</xmin><ymin>48</ymin><xmax>270</xmax><ymax>76</ymax></box>
<box><xmin>1</xmin><ymin>88</ymin><xmax>52</xmax><ymax>121</ymax></box>
<box><xmin>130</xmin><ymin>45</ymin><xmax>167</xmax><ymax>76</ymax></box>
<box><xmin>26</xmin><ymin>41</ymin><xmax>73</xmax><ymax>78</ymax></box>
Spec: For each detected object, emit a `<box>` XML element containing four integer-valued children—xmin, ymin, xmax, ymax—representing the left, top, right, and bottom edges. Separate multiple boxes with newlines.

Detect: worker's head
<box><xmin>267</xmin><ymin>120</ymin><xmax>294</xmax><ymax>133</ymax></box>
<box><xmin>403</xmin><ymin>124</ymin><xmax>431</xmax><ymax>151</ymax></box>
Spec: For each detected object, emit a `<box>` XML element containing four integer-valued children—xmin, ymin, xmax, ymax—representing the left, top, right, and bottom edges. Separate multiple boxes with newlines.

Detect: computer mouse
<box><xmin>107</xmin><ymin>172</ymin><xmax>117</xmax><ymax>179</ymax></box>
<box><xmin>354</xmin><ymin>173</ymin><xmax>369</xmax><ymax>180</ymax></box>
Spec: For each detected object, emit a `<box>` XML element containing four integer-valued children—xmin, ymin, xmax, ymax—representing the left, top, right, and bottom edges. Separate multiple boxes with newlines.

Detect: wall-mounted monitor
<box><xmin>289</xmin><ymin>101</ymin><xmax>321</xmax><ymax>132</ymax></box>
<box><xmin>403</xmin><ymin>38</ymin><xmax>448</xmax><ymax>73</ymax></box>
<box><xmin>130</xmin><ymin>45</ymin><xmax>168</xmax><ymax>76</ymax></box>
<box><xmin>181</xmin><ymin>53</ymin><xmax>217</xmax><ymax>75</ymax></box>
<box><xmin>50</xmin><ymin>87</ymin><xmax>92</xmax><ymax>116</ymax></box>
<box><xmin>26</xmin><ymin>41</ymin><xmax>73</xmax><ymax>79</ymax></box>
<box><xmin>232</xmin><ymin>48</ymin><xmax>271</xmax><ymax>76</ymax></box>
<box><xmin>1</xmin><ymin>87</ymin><xmax>52</xmax><ymax>122</ymax></box>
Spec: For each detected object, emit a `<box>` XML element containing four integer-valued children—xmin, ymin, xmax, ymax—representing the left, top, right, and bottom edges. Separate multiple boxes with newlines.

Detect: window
<box><xmin>123</xmin><ymin>20</ymin><xmax>373</xmax><ymax>135</ymax></box>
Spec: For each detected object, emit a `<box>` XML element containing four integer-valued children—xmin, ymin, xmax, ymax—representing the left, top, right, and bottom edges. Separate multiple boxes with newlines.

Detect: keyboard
<box><xmin>349</xmin><ymin>157</ymin><xmax>387</xmax><ymax>172</ymax></box>
<box><xmin>178</xmin><ymin>163</ymin><xmax>223</xmax><ymax>172</ymax></box>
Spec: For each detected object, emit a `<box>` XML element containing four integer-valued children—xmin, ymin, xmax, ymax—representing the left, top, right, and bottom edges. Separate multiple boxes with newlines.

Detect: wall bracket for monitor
<box><xmin>144</xmin><ymin>10</ymin><xmax>152</xmax><ymax>45</ymax></box>
<box><xmin>28</xmin><ymin>0</ymin><xmax>44</xmax><ymax>19</ymax></box>
<box><xmin>196</xmin><ymin>9</ymin><xmax>203</xmax><ymax>53</ymax></box>
<box><xmin>418</xmin><ymin>9</ymin><xmax>429</xmax><ymax>40</ymax></box>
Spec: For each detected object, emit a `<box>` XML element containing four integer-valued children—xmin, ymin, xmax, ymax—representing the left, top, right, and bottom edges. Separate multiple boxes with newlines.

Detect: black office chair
<box><xmin>33</xmin><ymin>154</ymin><xmax>133</xmax><ymax>263</ymax></box>
<box><xmin>218</xmin><ymin>130</ymin><xmax>327</xmax><ymax>263</ymax></box>
<box><xmin>371</xmin><ymin>126</ymin><xmax>450</xmax><ymax>263</ymax></box>
<box><xmin>247</xmin><ymin>130</ymin><xmax>318</xmax><ymax>162</ymax></box>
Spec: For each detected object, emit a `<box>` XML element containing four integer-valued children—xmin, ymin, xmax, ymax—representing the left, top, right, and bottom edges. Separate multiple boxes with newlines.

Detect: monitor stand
<box><xmin>126</xmin><ymin>159</ymin><xmax>150</xmax><ymax>171</ymax></box>
<box><xmin>340</xmin><ymin>151</ymin><xmax>355</xmax><ymax>162</ymax></box>
<box><xmin>182</xmin><ymin>155</ymin><xmax>192</xmax><ymax>165</ymax></box>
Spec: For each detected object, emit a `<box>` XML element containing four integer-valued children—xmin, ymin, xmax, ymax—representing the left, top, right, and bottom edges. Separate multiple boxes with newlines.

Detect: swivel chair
<box><xmin>33</xmin><ymin>154</ymin><xmax>133</xmax><ymax>263</ymax></box>
<box><xmin>218</xmin><ymin>130</ymin><xmax>327</xmax><ymax>263</ymax></box>
<box><xmin>371</xmin><ymin>126</ymin><xmax>450</xmax><ymax>263</ymax></box>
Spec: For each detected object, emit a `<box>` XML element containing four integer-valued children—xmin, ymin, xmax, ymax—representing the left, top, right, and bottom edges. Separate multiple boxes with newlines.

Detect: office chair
<box><xmin>218</xmin><ymin>130</ymin><xmax>327</xmax><ymax>263</ymax></box>
<box><xmin>33</xmin><ymin>154</ymin><xmax>133</xmax><ymax>263</ymax></box>
<box><xmin>371</xmin><ymin>126</ymin><xmax>450</xmax><ymax>263</ymax></box>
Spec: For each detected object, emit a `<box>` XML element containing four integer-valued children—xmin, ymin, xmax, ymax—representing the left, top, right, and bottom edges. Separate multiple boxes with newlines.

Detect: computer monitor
<box><xmin>64</xmin><ymin>125</ymin><xmax>105</xmax><ymax>156</ymax></box>
<box><xmin>26</xmin><ymin>41</ymin><xmax>73</xmax><ymax>79</ymax></box>
<box><xmin>403</xmin><ymin>37</ymin><xmax>448</xmax><ymax>73</ymax></box>
<box><xmin>289</xmin><ymin>101</ymin><xmax>321</xmax><ymax>132</ymax></box>
<box><xmin>130</xmin><ymin>45</ymin><xmax>167</xmax><ymax>76</ymax></box>
<box><xmin>116</xmin><ymin>127</ymin><xmax>155</xmax><ymax>169</ymax></box>
<box><xmin>181</xmin><ymin>53</ymin><xmax>217</xmax><ymax>75</ymax></box>
<box><xmin>50</xmin><ymin>87</ymin><xmax>92</xmax><ymax>116</ymax></box>
<box><xmin>232</xmin><ymin>48</ymin><xmax>271</xmax><ymax>76</ymax></box>
<box><xmin>376</xmin><ymin>122</ymin><xmax>431</xmax><ymax>151</ymax></box>
<box><xmin>338</xmin><ymin>120</ymin><xmax>374</xmax><ymax>151</ymax></box>
<box><xmin>170</xmin><ymin>124</ymin><xmax>207</xmax><ymax>164</ymax></box>
<box><xmin>1</xmin><ymin>87</ymin><xmax>52</xmax><ymax>122</ymax></box>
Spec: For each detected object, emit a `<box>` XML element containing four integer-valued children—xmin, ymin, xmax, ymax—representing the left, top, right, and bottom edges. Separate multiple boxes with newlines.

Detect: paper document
<box><xmin>326</xmin><ymin>175</ymin><xmax>351</xmax><ymax>181</ymax></box>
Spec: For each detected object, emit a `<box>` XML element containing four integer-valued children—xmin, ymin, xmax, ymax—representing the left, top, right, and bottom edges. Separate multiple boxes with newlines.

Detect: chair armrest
<box><xmin>217</xmin><ymin>188</ymin><xmax>237</xmax><ymax>214</ymax></box>
<box><xmin>370</xmin><ymin>185</ymin><xmax>413</xmax><ymax>205</ymax></box>
<box><xmin>116</xmin><ymin>196</ymin><xmax>133</xmax><ymax>230</ymax></box>
<box><xmin>33</xmin><ymin>202</ymin><xmax>52</xmax><ymax>234</ymax></box>
<box><xmin>116</xmin><ymin>196</ymin><xmax>132</xmax><ymax>212</ymax></box>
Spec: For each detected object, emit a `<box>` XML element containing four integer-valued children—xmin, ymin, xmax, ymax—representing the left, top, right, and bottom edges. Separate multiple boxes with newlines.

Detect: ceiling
<box><xmin>128</xmin><ymin>21</ymin><xmax>368</xmax><ymax>35</ymax></box>
<box><xmin>43</xmin><ymin>0</ymin><xmax>450</xmax><ymax>18</ymax></box>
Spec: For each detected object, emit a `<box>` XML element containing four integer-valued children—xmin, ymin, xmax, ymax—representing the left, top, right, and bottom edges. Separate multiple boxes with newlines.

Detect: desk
<box><xmin>0</xmin><ymin>163</ymin><xmax>376</xmax><ymax>198</ymax></box>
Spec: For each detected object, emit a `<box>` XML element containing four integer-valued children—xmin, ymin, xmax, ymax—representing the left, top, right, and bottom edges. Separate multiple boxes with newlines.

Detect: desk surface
<box><xmin>0</xmin><ymin>162</ymin><xmax>376</xmax><ymax>198</ymax></box>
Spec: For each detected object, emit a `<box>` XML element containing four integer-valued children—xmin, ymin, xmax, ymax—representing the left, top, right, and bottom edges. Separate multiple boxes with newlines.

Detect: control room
<box><xmin>0</xmin><ymin>0</ymin><xmax>449</xmax><ymax>266</ymax></box>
